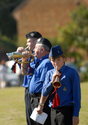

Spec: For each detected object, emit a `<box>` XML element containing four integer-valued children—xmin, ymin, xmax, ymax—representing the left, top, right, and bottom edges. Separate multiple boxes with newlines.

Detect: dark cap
<box><xmin>26</xmin><ymin>31</ymin><xmax>42</xmax><ymax>39</ymax></box>
<box><xmin>49</xmin><ymin>45</ymin><xmax>63</xmax><ymax>57</ymax></box>
<box><xmin>36</xmin><ymin>37</ymin><xmax>52</xmax><ymax>50</ymax></box>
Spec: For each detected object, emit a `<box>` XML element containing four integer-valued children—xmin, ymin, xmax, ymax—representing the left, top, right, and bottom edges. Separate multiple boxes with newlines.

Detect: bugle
<box><xmin>6</xmin><ymin>46</ymin><xmax>34</xmax><ymax>63</ymax></box>
<box><xmin>52</xmin><ymin>66</ymin><xmax>61</xmax><ymax>88</ymax></box>
<box><xmin>53</xmin><ymin>76</ymin><xmax>61</xmax><ymax>88</ymax></box>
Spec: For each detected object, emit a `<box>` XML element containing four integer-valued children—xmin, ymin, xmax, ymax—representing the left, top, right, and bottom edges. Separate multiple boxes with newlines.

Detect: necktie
<box><xmin>51</xmin><ymin>73</ymin><xmax>62</xmax><ymax>108</ymax></box>
<box><xmin>52</xmin><ymin>88</ymin><xmax>60</xmax><ymax>108</ymax></box>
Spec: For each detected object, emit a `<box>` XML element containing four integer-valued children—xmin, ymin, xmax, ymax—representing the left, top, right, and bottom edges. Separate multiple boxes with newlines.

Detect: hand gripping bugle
<box><xmin>6</xmin><ymin>46</ymin><xmax>34</xmax><ymax>64</ymax></box>
<box><xmin>52</xmin><ymin>66</ymin><xmax>61</xmax><ymax>88</ymax></box>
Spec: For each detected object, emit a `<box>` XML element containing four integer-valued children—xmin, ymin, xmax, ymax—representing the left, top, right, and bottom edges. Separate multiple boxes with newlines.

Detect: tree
<box><xmin>57</xmin><ymin>5</ymin><xmax>88</xmax><ymax>62</ymax></box>
<box><xmin>0</xmin><ymin>0</ymin><xmax>22</xmax><ymax>39</ymax></box>
<box><xmin>0</xmin><ymin>35</ymin><xmax>17</xmax><ymax>52</ymax></box>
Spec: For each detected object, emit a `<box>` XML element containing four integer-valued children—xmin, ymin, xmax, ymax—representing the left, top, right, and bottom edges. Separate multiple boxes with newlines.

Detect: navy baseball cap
<box><xmin>49</xmin><ymin>45</ymin><xmax>63</xmax><ymax>57</ymax></box>
<box><xmin>26</xmin><ymin>31</ymin><xmax>42</xmax><ymax>39</ymax></box>
<box><xmin>36</xmin><ymin>37</ymin><xmax>52</xmax><ymax>50</ymax></box>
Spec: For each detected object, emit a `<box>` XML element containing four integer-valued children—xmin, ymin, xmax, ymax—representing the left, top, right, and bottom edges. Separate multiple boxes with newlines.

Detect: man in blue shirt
<box><xmin>37</xmin><ymin>45</ymin><xmax>81</xmax><ymax>125</ymax></box>
<box><xmin>21</xmin><ymin>37</ymin><xmax>54</xmax><ymax>125</ymax></box>
<box><xmin>17</xmin><ymin>31</ymin><xmax>42</xmax><ymax>125</ymax></box>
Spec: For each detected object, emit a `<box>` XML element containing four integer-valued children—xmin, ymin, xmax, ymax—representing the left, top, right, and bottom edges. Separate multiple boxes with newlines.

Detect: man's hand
<box><xmin>22</xmin><ymin>51</ymin><xmax>31</xmax><ymax>60</ymax></box>
<box><xmin>72</xmin><ymin>116</ymin><xmax>79</xmax><ymax>125</ymax></box>
<box><xmin>17</xmin><ymin>47</ymin><xmax>25</xmax><ymax>53</ymax></box>
<box><xmin>37</xmin><ymin>94</ymin><xmax>48</xmax><ymax>114</ymax></box>
<box><xmin>37</xmin><ymin>105</ymin><xmax>43</xmax><ymax>114</ymax></box>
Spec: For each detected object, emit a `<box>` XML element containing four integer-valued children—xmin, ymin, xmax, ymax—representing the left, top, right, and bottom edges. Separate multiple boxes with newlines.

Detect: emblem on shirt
<box><xmin>63</xmin><ymin>87</ymin><xmax>67</xmax><ymax>91</ymax></box>
<box><xmin>58</xmin><ymin>51</ymin><xmax>60</xmax><ymax>53</ymax></box>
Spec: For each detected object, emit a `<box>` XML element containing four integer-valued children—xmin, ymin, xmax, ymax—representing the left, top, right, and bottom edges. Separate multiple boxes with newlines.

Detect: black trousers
<box><xmin>30</xmin><ymin>95</ymin><xmax>51</xmax><ymax>125</ymax></box>
<box><xmin>51</xmin><ymin>106</ymin><xmax>73</xmax><ymax>125</ymax></box>
<box><xmin>25</xmin><ymin>88</ymin><xmax>32</xmax><ymax>125</ymax></box>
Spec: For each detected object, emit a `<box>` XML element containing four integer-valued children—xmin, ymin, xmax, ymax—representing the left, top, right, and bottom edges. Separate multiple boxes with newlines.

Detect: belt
<box><xmin>25</xmin><ymin>87</ymin><xmax>28</xmax><ymax>90</ymax></box>
<box><xmin>29</xmin><ymin>92</ymin><xmax>41</xmax><ymax>98</ymax></box>
<box><xmin>52</xmin><ymin>106</ymin><xmax>73</xmax><ymax>110</ymax></box>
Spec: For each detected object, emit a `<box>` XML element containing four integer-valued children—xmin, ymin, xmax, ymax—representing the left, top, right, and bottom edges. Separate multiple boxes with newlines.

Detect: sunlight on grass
<box><xmin>0</xmin><ymin>82</ymin><xmax>88</xmax><ymax>125</ymax></box>
<box><xmin>79</xmin><ymin>82</ymin><xmax>88</xmax><ymax>125</ymax></box>
<box><xmin>0</xmin><ymin>87</ymin><xmax>26</xmax><ymax>125</ymax></box>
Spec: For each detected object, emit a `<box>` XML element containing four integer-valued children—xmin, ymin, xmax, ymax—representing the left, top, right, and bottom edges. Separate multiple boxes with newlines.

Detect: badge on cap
<box><xmin>30</xmin><ymin>33</ymin><xmax>34</xmax><ymax>37</ymax></box>
<box><xmin>26</xmin><ymin>31</ymin><xmax>42</xmax><ymax>39</ymax></box>
<box><xmin>49</xmin><ymin>45</ymin><xmax>63</xmax><ymax>57</ymax></box>
<box><xmin>37</xmin><ymin>38</ymin><xmax>41</xmax><ymax>43</ymax></box>
<box><xmin>36</xmin><ymin>37</ymin><xmax>52</xmax><ymax>50</ymax></box>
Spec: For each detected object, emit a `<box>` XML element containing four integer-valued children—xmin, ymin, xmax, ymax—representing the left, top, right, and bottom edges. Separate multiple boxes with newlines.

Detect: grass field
<box><xmin>0</xmin><ymin>87</ymin><xmax>26</xmax><ymax>125</ymax></box>
<box><xmin>0</xmin><ymin>82</ymin><xmax>88</xmax><ymax>125</ymax></box>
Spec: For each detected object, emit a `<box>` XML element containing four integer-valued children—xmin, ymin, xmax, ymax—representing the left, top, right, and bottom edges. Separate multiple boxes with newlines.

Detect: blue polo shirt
<box><xmin>42</xmin><ymin>64</ymin><xmax>81</xmax><ymax>117</ymax></box>
<box><xmin>29</xmin><ymin>55</ymin><xmax>54</xmax><ymax>94</ymax></box>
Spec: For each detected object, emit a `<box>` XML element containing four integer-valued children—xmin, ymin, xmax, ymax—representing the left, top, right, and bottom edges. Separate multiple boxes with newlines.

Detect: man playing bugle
<box><xmin>17</xmin><ymin>31</ymin><xmax>42</xmax><ymax>125</ymax></box>
<box><xmin>21</xmin><ymin>37</ymin><xmax>54</xmax><ymax>125</ymax></box>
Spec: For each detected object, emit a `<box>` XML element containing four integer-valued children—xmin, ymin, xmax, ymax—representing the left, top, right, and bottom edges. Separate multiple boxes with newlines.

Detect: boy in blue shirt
<box><xmin>37</xmin><ymin>45</ymin><xmax>81</xmax><ymax>125</ymax></box>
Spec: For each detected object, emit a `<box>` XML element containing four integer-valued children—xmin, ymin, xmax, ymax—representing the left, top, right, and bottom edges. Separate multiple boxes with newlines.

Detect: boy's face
<box><xmin>51</xmin><ymin>56</ymin><xmax>65</xmax><ymax>70</ymax></box>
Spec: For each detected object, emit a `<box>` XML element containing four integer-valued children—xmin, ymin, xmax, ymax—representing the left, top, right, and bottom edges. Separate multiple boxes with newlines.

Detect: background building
<box><xmin>12</xmin><ymin>0</ymin><xmax>88</xmax><ymax>45</ymax></box>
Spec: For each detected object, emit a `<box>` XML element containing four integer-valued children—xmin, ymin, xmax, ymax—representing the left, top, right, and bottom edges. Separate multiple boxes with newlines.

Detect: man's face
<box><xmin>26</xmin><ymin>38</ymin><xmax>36</xmax><ymax>51</ymax></box>
<box><xmin>51</xmin><ymin>57</ymin><xmax>65</xmax><ymax>70</ymax></box>
<box><xmin>34</xmin><ymin>44</ymin><xmax>43</xmax><ymax>59</ymax></box>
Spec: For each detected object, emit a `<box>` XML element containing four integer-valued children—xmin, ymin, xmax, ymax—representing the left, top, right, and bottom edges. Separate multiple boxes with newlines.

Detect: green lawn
<box><xmin>79</xmin><ymin>82</ymin><xmax>88</xmax><ymax>125</ymax></box>
<box><xmin>0</xmin><ymin>87</ymin><xmax>26</xmax><ymax>125</ymax></box>
<box><xmin>0</xmin><ymin>82</ymin><xmax>88</xmax><ymax>125</ymax></box>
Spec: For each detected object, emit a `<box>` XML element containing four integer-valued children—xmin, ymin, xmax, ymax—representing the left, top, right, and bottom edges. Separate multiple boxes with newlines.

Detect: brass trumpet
<box><xmin>6</xmin><ymin>46</ymin><xmax>34</xmax><ymax>63</ymax></box>
<box><xmin>52</xmin><ymin>66</ymin><xmax>61</xmax><ymax>88</ymax></box>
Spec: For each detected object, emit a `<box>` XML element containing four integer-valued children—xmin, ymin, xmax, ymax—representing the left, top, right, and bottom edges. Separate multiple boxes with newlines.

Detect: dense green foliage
<box><xmin>0</xmin><ymin>35</ymin><xmax>17</xmax><ymax>52</ymax></box>
<box><xmin>0</xmin><ymin>0</ymin><xmax>22</xmax><ymax>39</ymax></box>
<box><xmin>50</xmin><ymin>5</ymin><xmax>88</xmax><ymax>61</ymax></box>
<box><xmin>0</xmin><ymin>0</ymin><xmax>22</xmax><ymax>51</ymax></box>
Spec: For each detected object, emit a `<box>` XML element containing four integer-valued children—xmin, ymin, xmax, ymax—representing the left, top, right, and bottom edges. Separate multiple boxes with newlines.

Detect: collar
<box><xmin>40</xmin><ymin>54</ymin><xmax>49</xmax><ymax>61</ymax></box>
<box><xmin>59</xmin><ymin>64</ymin><xmax>66</xmax><ymax>73</ymax></box>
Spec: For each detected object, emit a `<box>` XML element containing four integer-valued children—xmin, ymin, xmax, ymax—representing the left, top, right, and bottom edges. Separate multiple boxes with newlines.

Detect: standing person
<box><xmin>0</xmin><ymin>59</ymin><xmax>7</xmax><ymax>88</ymax></box>
<box><xmin>37</xmin><ymin>45</ymin><xmax>81</xmax><ymax>125</ymax></box>
<box><xmin>21</xmin><ymin>37</ymin><xmax>54</xmax><ymax>125</ymax></box>
<box><xmin>17</xmin><ymin>31</ymin><xmax>42</xmax><ymax>125</ymax></box>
